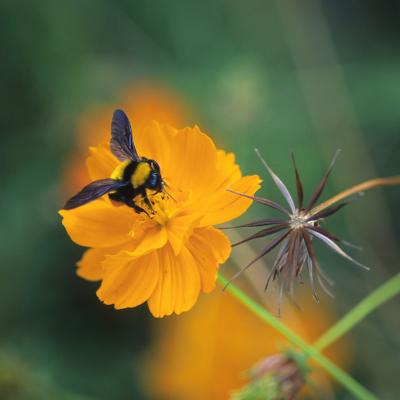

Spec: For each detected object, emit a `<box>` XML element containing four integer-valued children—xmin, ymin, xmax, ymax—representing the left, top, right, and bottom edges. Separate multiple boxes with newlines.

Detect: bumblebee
<box><xmin>63</xmin><ymin>109</ymin><xmax>164</xmax><ymax>214</ymax></box>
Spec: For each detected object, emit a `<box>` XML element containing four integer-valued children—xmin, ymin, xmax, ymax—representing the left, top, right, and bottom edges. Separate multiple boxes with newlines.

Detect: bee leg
<box><xmin>143</xmin><ymin>194</ymin><xmax>155</xmax><ymax>214</ymax></box>
<box><xmin>124</xmin><ymin>198</ymin><xmax>150</xmax><ymax>216</ymax></box>
<box><xmin>138</xmin><ymin>188</ymin><xmax>155</xmax><ymax>214</ymax></box>
<box><xmin>108</xmin><ymin>192</ymin><xmax>125</xmax><ymax>207</ymax></box>
<box><xmin>108</xmin><ymin>192</ymin><xmax>120</xmax><ymax>201</ymax></box>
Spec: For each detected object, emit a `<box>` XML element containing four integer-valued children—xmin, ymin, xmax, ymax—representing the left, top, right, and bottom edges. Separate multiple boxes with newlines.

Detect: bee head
<box><xmin>147</xmin><ymin>159</ymin><xmax>163</xmax><ymax>192</ymax></box>
<box><xmin>149</xmin><ymin>160</ymin><xmax>160</xmax><ymax>173</ymax></box>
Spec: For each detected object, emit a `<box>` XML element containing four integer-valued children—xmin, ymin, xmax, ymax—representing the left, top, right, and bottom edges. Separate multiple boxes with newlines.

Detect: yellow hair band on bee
<box><xmin>110</xmin><ymin>160</ymin><xmax>131</xmax><ymax>181</ymax></box>
<box><xmin>131</xmin><ymin>162</ymin><xmax>151</xmax><ymax>188</ymax></box>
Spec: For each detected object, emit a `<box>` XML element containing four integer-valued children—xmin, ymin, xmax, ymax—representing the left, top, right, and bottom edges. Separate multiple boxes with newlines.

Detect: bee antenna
<box><xmin>165</xmin><ymin>188</ymin><xmax>177</xmax><ymax>202</ymax></box>
<box><xmin>164</xmin><ymin>177</ymin><xmax>183</xmax><ymax>193</ymax></box>
<box><xmin>162</xmin><ymin>181</ymin><xmax>177</xmax><ymax>202</ymax></box>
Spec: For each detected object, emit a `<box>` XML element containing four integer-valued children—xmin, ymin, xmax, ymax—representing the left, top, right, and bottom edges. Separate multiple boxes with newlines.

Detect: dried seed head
<box><xmin>232</xmin><ymin>352</ymin><xmax>308</xmax><ymax>400</ymax></box>
<box><xmin>225</xmin><ymin>150</ymin><xmax>370</xmax><ymax>314</ymax></box>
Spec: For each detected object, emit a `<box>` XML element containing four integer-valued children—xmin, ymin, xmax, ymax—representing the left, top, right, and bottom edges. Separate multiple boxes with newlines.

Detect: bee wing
<box><xmin>63</xmin><ymin>179</ymin><xmax>128</xmax><ymax>210</ymax></box>
<box><xmin>110</xmin><ymin>109</ymin><xmax>140</xmax><ymax>162</ymax></box>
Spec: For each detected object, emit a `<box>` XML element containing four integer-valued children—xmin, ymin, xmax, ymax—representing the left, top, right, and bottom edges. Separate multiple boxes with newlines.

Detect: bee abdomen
<box><xmin>110</xmin><ymin>160</ymin><xmax>131</xmax><ymax>181</ymax></box>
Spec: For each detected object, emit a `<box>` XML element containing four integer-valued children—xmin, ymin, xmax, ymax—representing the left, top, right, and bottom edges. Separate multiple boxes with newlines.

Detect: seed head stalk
<box><xmin>310</xmin><ymin>176</ymin><xmax>400</xmax><ymax>215</ymax></box>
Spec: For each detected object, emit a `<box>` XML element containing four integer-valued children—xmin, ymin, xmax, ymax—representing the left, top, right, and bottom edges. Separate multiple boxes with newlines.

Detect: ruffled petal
<box><xmin>199</xmin><ymin>174</ymin><xmax>261</xmax><ymax>226</ymax></box>
<box><xmin>97</xmin><ymin>251</ymin><xmax>159</xmax><ymax>309</ymax></box>
<box><xmin>76</xmin><ymin>248</ymin><xmax>106</xmax><ymax>281</ymax></box>
<box><xmin>59</xmin><ymin>201</ymin><xmax>135</xmax><ymax>248</ymax></box>
<box><xmin>147</xmin><ymin>245</ymin><xmax>201</xmax><ymax>317</ymax></box>
<box><xmin>165</xmin><ymin>212</ymin><xmax>201</xmax><ymax>255</ymax></box>
<box><xmin>94</xmin><ymin>222</ymin><xmax>168</xmax><ymax>306</ymax></box>
<box><xmin>134</xmin><ymin>122</ymin><xmax>177</xmax><ymax>181</ymax></box>
<box><xmin>103</xmin><ymin>223</ymin><xmax>168</xmax><ymax>265</ymax></box>
<box><xmin>77</xmin><ymin>245</ymin><xmax>126</xmax><ymax>281</ymax></box>
<box><xmin>166</xmin><ymin>126</ymin><xmax>218</xmax><ymax>194</ymax></box>
<box><xmin>187</xmin><ymin>227</ymin><xmax>231</xmax><ymax>292</ymax></box>
<box><xmin>128</xmin><ymin>223</ymin><xmax>168</xmax><ymax>257</ymax></box>
<box><xmin>203</xmin><ymin>150</ymin><xmax>242</xmax><ymax>195</ymax></box>
<box><xmin>86</xmin><ymin>143</ymin><xmax>119</xmax><ymax>181</ymax></box>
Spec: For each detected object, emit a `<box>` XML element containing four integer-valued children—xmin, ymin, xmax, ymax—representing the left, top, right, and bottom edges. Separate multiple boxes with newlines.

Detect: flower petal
<box><xmin>194</xmin><ymin>150</ymin><xmax>243</xmax><ymax>202</ymax></box>
<box><xmin>86</xmin><ymin>143</ymin><xmax>119</xmax><ymax>181</ymax></box>
<box><xmin>130</xmin><ymin>223</ymin><xmax>168</xmax><ymax>256</ymax></box>
<box><xmin>187</xmin><ymin>227</ymin><xmax>231</xmax><ymax>292</ymax></box>
<box><xmin>199</xmin><ymin>174</ymin><xmax>261</xmax><ymax>226</ymax></box>
<box><xmin>100</xmin><ymin>222</ymin><xmax>167</xmax><ymax>269</ymax></box>
<box><xmin>207</xmin><ymin>150</ymin><xmax>242</xmax><ymax>193</ymax></box>
<box><xmin>165</xmin><ymin>212</ymin><xmax>201</xmax><ymax>256</ymax></box>
<box><xmin>147</xmin><ymin>245</ymin><xmax>201</xmax><ymax>317</ymax></box>
<box><xmin>134</xmin><ymin>122</ymin><xmax>177</xmax><ymax>180</ymax></box>
<box><xmin>59</xmin><ymin>201</ymin><xmax>135</xmax><ymax>248</ymax></box>
<box><xmin>97</xmin><ymin>251</ymin><xmax>159</xmax><ymax>309</ymax></box>
<box><xmin>77</xmin><ymin>245</ymin><xmax>126</xmax><ymax>281</ymax></box>
<box><xmin>77</xmin><ymin>248</ymin><xmax>107</xmax><ymax>281</ymax></box>
<box><xmin>166</xmin><ymin>126</ymin><xmax>218</xmax><ymax>194</ymax></box>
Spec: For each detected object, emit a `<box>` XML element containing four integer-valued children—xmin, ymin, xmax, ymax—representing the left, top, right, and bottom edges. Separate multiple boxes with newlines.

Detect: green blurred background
<box><xmin>0</xmin><ymin>1</ymin><xmax>399</xmax><ymax>399</ymax></box>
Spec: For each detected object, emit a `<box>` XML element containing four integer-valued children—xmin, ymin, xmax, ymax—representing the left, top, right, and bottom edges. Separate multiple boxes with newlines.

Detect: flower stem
<box><xmin>314</xmin><ymin>273</ymin><xmax>400</xmax><ymax>352</ymax></box>
<box><xmin>217</xmin><ymin>273</ymin><xmax>377</xmax><ymax>400</ymax></box>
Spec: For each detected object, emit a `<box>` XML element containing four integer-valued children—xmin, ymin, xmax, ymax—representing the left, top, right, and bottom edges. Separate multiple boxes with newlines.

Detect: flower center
<box><xmin>136</xmin><ymin>189</ymin><xmax>190</xmax><ymax>226</ymax></box>
<box><xmin>289</xmin><ymin>209</ymin><xmax>315</xmax><ymax>229</ymax></box>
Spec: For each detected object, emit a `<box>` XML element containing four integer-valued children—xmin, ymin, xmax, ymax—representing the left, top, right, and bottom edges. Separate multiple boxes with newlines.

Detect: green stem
<box><xmin>314</xmin><ymin>273</ymin><xmax>400</xmax><ymax>351</ymax></box>
<box><xmin>218</xmin><ymin>273</ymin><xmax>377</xmax><ymax>400</ymax></box>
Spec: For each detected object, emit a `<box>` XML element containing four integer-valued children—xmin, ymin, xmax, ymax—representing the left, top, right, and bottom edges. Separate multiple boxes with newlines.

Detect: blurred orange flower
<box><xmin>64</xmin><ymin>82</ymin><xmax>192</xmax><ymax>194</ymax></box>
<box><xmin>144</xmin><ymin>287</ymin><xmax>350</xmax><ymax>397</ymax></box>
<box><xmin>60</xmin><ymin>121</ymin><xmax>261</xmax><ymax>317</ymax></box>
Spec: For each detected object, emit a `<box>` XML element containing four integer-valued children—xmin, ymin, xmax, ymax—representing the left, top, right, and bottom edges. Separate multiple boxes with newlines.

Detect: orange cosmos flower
<box><xmin>144</xmin><ymin>288</ymin><xmax>350</xmax><ymax>399</ymax></box>
<box><xmin>59</xmin><ymin>120</ymin><xmax>261</xmax><ymax>317</ymax></box>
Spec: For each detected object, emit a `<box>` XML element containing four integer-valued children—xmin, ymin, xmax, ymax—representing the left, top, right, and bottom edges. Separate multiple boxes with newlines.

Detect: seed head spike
<box><xmin>306</xmin><ymin>149</ymin><xmax>341</xmax><ymax>211</ymax></box>
<box><xmin>255</xmin><ymin>148</ymin><xmax>296</xmax><ymax>213</ymax></box>
<box><xmin>291</xmin><ymin>152</ymin><xmax>304</xmax><ymax>209</ymax></box>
